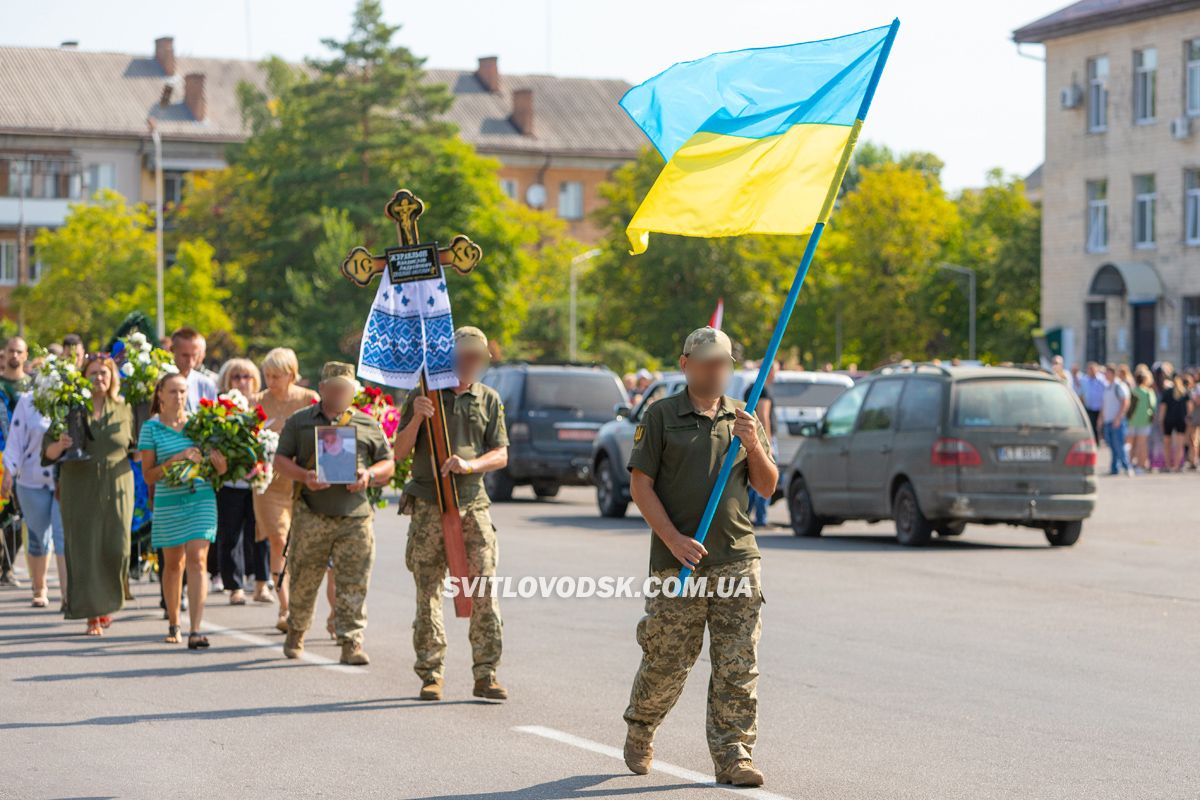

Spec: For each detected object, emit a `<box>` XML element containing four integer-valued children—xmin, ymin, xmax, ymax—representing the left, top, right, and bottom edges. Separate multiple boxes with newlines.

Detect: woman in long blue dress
<box><xmin>138</xmin><ymin>372</ymin><xmax>226</xmax><ymax>649</ymax></box>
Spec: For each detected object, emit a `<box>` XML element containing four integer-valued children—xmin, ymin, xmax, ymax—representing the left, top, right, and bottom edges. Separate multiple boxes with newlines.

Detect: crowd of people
<box><xmin>0</xmin><ymin>329</ymin><xmax>350</xmax><ymax>649</ymax></box>
<box><xmin>1055</xmin><ymin>356</ymin><xmax>1200</xmax><ymax>475</ymax></box>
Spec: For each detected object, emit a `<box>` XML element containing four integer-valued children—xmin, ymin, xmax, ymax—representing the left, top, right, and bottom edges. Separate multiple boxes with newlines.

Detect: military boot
<box><xmin>419</xmin><ymin>678</ymin><xmax>443</xmax><ymax>701</ymax></box>
<box><xmin>715</xmin><ymin>759</ymin><xmax>764</xmax><ymax>787</ymax></box>
<box><xmin>472</xmin><ymin>676</ymin><xmax>508</xmax><ymax>700</ymax></box>
<box><xmin>283</xmin><ymin>629</ymin><xmax>304</xmax><ymax>659</ymax></box>
<box><xmin>340</xmin><ymin>640</ymin><xmax>370</xmax><ymax>666</ymax></box>
<box><xmin>623</xmin><ymin>735</ymin><xmax>653</xmax><ymax>775</ymax></box>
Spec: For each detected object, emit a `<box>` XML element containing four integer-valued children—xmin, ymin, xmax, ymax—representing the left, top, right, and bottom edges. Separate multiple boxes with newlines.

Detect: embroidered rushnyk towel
<box><xmin>356</xmin><ymin>268</ymin><xmax>457</xmax><ymax>391</ymax></box>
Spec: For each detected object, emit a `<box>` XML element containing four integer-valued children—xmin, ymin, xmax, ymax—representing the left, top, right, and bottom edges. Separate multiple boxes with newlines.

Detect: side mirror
<box><xmin>614</xmin><ymin>403</ymin><xmax>632</xmax><ymax>420</ymax></box>
<box><xmin>798</xmin><ymin>422</ymin><xmax>819</xmax><ymax>438</ymax></box>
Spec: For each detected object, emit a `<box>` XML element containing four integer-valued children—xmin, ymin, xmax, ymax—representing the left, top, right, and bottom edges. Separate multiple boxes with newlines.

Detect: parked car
<box><xmin>591</xmin><ymin>369</ymin><xmax>762</xmax><ymax>517</ymax></box>
<box><xmin>481</xmin><ymin>363</ymin><xmax>628</xmax><ymax>501</ymax></box>
<box><xmin>783</xmin><ymin>363</ymin><xmax>1097</xmax><ymax>547</ymax></box>
<box><xmin>771</xmin><ymin>370</ymin><xmax>854</xmax><ymax>466</ymax></box>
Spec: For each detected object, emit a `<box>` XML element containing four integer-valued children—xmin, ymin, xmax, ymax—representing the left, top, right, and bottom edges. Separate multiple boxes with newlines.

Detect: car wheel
<box><xmin>484</xmin><ymin>468</ymin><xmax>515</xmax><ymax>502</ymax></box>
<box><xmin>595</xmin><ymin>456</ymin><xmax>628</xmax><ymax>518</ymax></box>
<box><xmin>532</xmin><ymin>480</ymin><xmax>560</xmax><ymax>499</ymax></box>
<box><xmin>935</xmin><ymin>521</ymin><xmax>966</xmax><ymax>537</ymax></box>
<box><xmin>893</xmin><ymin>482</ymin><xmax>933</xmax><ymax>546</ymax></box>
<box><xmin>1044</xmin><ymin>520</ymin><xmax>1082</xmax><ymax>547</ymax></box>
<box><xmin>787</xmin><ymin>476</ymin><xmax>824</xmax><ymax>537</ymax></box>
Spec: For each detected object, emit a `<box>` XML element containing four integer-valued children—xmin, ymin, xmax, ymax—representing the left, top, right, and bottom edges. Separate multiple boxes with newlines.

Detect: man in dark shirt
<box><xmin>395</xmin><ymin>326</ymin><xmax>509</xmax><ymax>702</ymax></box>
<box><xmin>273</xmin><ymin>362</ymin><xmax>394</xmax><ymax>665</ymax></box>
<box><xmin>623</xmin><ymin>326</ymin><xmax>776</xmax><ymax>788</ymax></box>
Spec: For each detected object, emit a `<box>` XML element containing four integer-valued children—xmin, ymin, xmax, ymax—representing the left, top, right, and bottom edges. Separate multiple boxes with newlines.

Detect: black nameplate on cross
<box><xmin>384</xmin><ymin>243</ymin><xmax>442</xmax><ymax>285</ymax></box>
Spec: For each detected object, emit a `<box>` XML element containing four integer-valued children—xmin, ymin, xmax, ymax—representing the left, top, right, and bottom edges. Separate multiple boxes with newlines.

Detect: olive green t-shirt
<box><xmin>628</xmin><ymin>390</ymin><xmax>771</xmax><ymax>573</ymax></box>
<box><xmin>275</xmin><ymin>403</ymin><xmax>393</xmax><ymax>518</ymax></box>
<box><xmin>399</xmin><ymin>383</ymin><xmax>509</xmax><ymax>505</ymax></box>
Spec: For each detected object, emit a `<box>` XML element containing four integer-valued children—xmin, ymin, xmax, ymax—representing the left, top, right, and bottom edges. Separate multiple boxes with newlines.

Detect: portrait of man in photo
<box><xmin>315</xmin><ymin>425</ymin><xmax>358</xmax><ymax>484</ymax></box>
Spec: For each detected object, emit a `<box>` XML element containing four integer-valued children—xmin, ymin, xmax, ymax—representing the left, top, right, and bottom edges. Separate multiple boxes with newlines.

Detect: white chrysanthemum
<box><xmin>80</xmin><ymin>388</ymin><xmax>91</xmax><ymax>400</ymax></box>
<box><xmin>162</xmin><ymin>364</ymin><xmax>180</xmax><ymax>375</ymax></box>
<box><xmin>120</xmin><ymin>362</ymin><xmax>134</xmax><ymax>377</ymax></box>
<box><xmin>137</xmin><ymin>352</ymin><xmax>151</xmax><ymax>365</ymax></box>
<box><xmin>140</xmin><ymin>342</ymin><xmax>153</xmax><ymax>353</ymax></box>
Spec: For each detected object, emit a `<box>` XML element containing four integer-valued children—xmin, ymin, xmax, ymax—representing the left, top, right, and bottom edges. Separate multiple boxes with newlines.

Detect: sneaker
<box><xmin>210</xmin><ymin>576</ymin><xmax>225</xmax><ymax>593</ymax></box>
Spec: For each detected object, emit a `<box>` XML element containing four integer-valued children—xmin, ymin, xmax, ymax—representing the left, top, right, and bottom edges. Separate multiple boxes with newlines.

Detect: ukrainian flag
<box><xmin>621</xmin><ymin>22</ymin><xmax>898</xmax><ymax>254</ymax></box>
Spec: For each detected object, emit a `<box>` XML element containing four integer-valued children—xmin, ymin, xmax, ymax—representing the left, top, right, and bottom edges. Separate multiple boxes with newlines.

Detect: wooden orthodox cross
<box><xmin>341</xmin><ymin>189</ymin><xmax>482</xmax><ymax>618</ymax></box>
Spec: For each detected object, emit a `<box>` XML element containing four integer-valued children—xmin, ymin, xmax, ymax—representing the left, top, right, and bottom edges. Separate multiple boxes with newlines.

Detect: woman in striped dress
<box><xmin>138</xmin><ymin>372</ymin><xmax>226</xmax><ymax>648</ymax></box>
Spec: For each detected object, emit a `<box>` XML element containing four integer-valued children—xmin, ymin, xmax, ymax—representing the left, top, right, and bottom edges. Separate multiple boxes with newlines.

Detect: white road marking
<box><xmin>201</xmin><ymin>622</ymin><xmax>363</xmax><ymax>674</ymax></box>
<box><xmin>513</xmin><ymin>725</ymin><xmax>794</xmax><ymax>800</ymax></box>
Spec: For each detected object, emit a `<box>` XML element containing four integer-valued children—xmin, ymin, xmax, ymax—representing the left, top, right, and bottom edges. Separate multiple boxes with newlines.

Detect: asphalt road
<box><xmin>2</xmin><ymin>475</ymin><xmax>1197</xmax><ymax>800</ymax></box>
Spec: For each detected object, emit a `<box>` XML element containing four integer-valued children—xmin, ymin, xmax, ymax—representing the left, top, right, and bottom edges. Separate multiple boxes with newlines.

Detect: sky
<box><xmin>6</xmin><ymin>0</ymin><xmax>1064</xmax><ymax>191</ymax></box>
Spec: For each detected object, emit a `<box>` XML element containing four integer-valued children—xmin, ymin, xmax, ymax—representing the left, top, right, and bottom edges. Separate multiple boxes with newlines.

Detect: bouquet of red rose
<box><xmin>163</xmin><ymin>389</ymin><xmax>270</xmax><ymax>491</ymax></box>
<box><xmin>354</xmin><ymin>385</ymin><xmax>412</xmax><ymax>508</ymax></box>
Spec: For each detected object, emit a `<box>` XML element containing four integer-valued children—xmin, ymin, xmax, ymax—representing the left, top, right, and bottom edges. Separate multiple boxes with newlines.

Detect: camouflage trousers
<box><xmin>405</xmin><ymin>496</ymin><xmax>502</xmax><ymax>682</ymax></box>
<box><xmin>285</xmin><ymin>501</ymin><xmax>375</xmax><ymax>646</ymax></box>
<box><xmin>623</xmin><ymin>557</ymin><xmax>763</xmax><ymax>773</ymax></box>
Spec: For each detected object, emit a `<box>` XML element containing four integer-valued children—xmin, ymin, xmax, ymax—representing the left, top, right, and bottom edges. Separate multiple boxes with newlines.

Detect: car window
<box><xmin>822</xmin><ymin>382</ymin><xmax>868</xmax><ymax>437</ymax></box>
<box><xmin>524</xmin><ymin>372</ymin><xmax>626</xmax><ymax>418</ymax></box>
<box><xmin>898</xmin><ymin>379</ymin><xmax>942</xmax><ymax>432</ymax></box>
<box><xmin>772</xmin><ymin>382</ymin><xmax>848</xmax><ymax>408</ymax></box>
<box><xmin>857</xmin><ymin>380</ymin><xmax>903</xmax><ymax>432</ymax></box>
<box><xmin>634</xmin><ymin>381</ymin><xmax>683</xmax><ymax>421</ymax></box>
<box><xmin>953</xmin><ymin>378</ymin><xmax>1086</xmax><ymax>428</ymax></box>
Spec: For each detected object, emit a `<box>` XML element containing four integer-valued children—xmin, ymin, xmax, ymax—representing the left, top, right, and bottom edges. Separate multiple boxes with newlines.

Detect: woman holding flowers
<box><xmin>42</xmin><ymin>355</ymin><xmax>134</xmax><ymax>636</ymax></box>
<box><xmin>215</xmin><ymin>358</ymin><xmax>272</xmax><ymax>605</ymax></box>
<box><xmin>138</xmin><ymin>372</ymin><xmax>226</xmax><ymax>648</ymax></box>
<box><xmin>252</xmin><ymin>348</ymin><xmax>318</xmax><ymax>632</ymax></box>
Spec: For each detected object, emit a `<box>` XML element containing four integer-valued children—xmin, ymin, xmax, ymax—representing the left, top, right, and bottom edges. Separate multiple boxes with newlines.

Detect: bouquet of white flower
<box><xmin>116</xmin><ymin>332</ymin><xmax>178</xmax><ymax>406</ymax></box>
<box><xmin>32</xmin><ymin>355</ymin><xmax>93</xmax><ymax>438</ymax></box>
<box><xmin>250</xmin><ymin>428</ymin><xmax>279</xmax><ymax>495</ymax></box>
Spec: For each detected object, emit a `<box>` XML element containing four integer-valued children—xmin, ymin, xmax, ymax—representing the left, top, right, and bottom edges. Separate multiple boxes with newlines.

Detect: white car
<box><xmin>770</xmin><ymin>371</ymin><xmax>854</xmax><ymax>466</ymax></box>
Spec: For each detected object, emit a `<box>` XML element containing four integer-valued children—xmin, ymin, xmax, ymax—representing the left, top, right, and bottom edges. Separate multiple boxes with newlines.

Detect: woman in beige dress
<box><xmin>252</xmin><ymin>348</ymin><xmax>318</xmax><ymax>631</ymax></box>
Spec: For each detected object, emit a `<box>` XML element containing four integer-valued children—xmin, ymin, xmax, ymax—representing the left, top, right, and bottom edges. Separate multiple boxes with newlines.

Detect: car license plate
<box><xmin>996</xmin><ymin>445</ymin><xmax>1052</xmax><ymax>462</ymax></box>
<box><xmin>557</xmin><ymin>428</ymin><xmax>595</xmax><ymax>442</ymax></box>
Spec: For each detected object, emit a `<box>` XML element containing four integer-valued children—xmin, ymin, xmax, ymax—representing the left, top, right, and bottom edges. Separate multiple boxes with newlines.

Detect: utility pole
<box><xmin>15</xmin><ymin>158</ymin><xmax>27</xmax><ymax>334</ymax></box>
<box><xmin>148</xmin><ymin>119</ymin><xmax>166</xmax><ymax>341</ymax></box>
<box><xmin>938</xmin><ymin>262</ymin><xmax>976</xmax><ymax>361</ymax></box>
<box><xmin>569</xmin><ymin>248</ymin><xmax>601</xmax><ymax>361</ymax></box>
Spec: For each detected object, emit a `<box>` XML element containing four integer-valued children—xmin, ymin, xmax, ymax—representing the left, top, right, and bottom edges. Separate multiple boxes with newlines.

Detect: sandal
<box><xmin>187</xmin><ymin>632</ymin><xmax>210</xmax><ymax>650</ymax></box>
<box><xmin>98</xmin><ymin>615</ymin><xmax>112</xmax><ymax>629</ymax></box>
<box><xmin>165</xmin><ymin>624</ymin><xmax>181</xmax><ymax>644</ymax></box>
<box><xmin>229</xmin><ymin>590</ymin><xmax>247</xmax><ymax>606</ymax></box>
<box><xmin>85</xmin><ymin>618</ymin><xmax>103</xmax><ymax>636</ymax></box>
<box><xmin>31</xmin><ymin>594</ymin><xmax>48</xmax><ymax>608</ymax></box>
<box><xmin>275</xmin><ymin>614</ymin><xmax>289</xmax><ymax>633</ymax></box>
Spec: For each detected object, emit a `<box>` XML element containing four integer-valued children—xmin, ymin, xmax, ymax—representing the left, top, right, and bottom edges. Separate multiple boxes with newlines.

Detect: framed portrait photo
<box><xmin>315</xmin><ymin>425</ymin><xmax>358</xmax><ymax>484</ymax></box>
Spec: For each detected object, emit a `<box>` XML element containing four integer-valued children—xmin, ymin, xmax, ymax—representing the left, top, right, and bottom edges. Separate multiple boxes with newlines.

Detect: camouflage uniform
<box><xmin>286</xmin><ymin>502</ymin><xmax>375</xmax><ymax>645</ymax></box>
<box><xmin>398</xmin><ymin>367</ymin><xmax>508</xmax><ymax>684</ymax></box>
<box><xmin>624</xmin><ymin>558</ymin><xmax>763</xmax><ymax>771</ymax></box>
<box><xmin>623</xmin><ymin>326</ymin><xmax>773</xmax><ymax>775</ymax></box>
<box><xmin>406</xmin><ymin>497</ymin><xmax>501</xmax><ymax>681</ymax></box>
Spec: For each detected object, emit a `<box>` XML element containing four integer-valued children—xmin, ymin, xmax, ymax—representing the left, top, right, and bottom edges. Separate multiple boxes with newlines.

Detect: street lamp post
<box><xmin>938</xmin><ymin>262</ymin><xmax>976</xmax><ymax>361</ymax></box>
<box><xmin>148</xmin><ymin>120</ymin><xmax>166</xmax><ymax>342</ymax></box>
<box><xmin>569</xmin><ymin>248</ymin><xmax>601</xmax><ymax>361</ymax></box>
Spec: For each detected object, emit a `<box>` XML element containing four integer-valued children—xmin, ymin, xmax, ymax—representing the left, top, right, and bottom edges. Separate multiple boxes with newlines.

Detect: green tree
<box><xmin>175</xmin><ymin>0</ymin><xmax>577</xmax><ymax>371</ymax></box>
<box><xmin>16</xmin><ymin>191</ymin><xmax>236</xmax><ymax>348</ymax></box>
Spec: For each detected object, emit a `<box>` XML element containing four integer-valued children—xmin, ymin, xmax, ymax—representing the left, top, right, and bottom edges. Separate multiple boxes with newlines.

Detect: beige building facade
<box><xmin>1016</xmin><ymin>0</ymin><xmax>1200</xmax><ymax>368</ymax></box>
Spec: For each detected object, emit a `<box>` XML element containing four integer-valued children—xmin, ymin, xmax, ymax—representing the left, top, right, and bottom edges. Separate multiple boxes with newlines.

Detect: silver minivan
<box><xmin>784</xmin><ymin>364</ymin><xmax>1097</xmax><ymax>547</ymax></box>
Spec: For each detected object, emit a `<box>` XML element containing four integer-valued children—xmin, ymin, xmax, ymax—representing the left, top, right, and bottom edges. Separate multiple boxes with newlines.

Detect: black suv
<box><xmin>481</xmin><ymin>363</ymin><xmax>628</xmax><ymax>501</ymax></box>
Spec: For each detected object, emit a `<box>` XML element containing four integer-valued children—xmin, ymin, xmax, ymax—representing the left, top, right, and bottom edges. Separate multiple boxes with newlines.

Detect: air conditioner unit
<box><xmin>1060</xmin><ymin>85</ymin><xmax>1083</xmax><ymax>109</ymax></box>
<box><xmin>1170</xmin><ymin>116</ymin><xmax>1192</xmax><ymax>139</ymax></box>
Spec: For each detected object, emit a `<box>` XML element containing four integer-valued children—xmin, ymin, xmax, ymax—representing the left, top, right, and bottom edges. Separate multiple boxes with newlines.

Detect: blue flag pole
<box><xmin>676</xmin><ymin>18</ymin><xmax>899</xmax><ymax>590</ymax></box>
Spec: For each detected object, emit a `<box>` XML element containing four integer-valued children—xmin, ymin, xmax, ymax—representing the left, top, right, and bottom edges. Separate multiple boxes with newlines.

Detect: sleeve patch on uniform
<box><xmin>634</xmin><ymin>424</ymin><xmax>646</xmax><ymax>443</ymax></box>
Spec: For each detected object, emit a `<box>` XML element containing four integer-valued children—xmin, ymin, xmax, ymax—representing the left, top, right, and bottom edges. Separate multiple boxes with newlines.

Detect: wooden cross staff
<box><xmin>341</xmin><ymin>189</ymin><xmax>481</xmax><ymax>618</ymax></box>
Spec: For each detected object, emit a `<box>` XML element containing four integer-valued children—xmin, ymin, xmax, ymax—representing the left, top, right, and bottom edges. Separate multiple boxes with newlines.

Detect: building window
<box><xmin>1188</xmin><ymin>39</ymin><xmax>1200</xmax><ymax>117</ymax></box>
<box><xmin>1185</xmin><ymin>297</ymin><xmax>1200</xmax><ymax>367</ymax></box>
<box><xmin>162</xmin><ymin>170</ymin><xmax>187</xmax><ymax>208</ymax></box>
<box><xmin>1134</xmin><ymin>174</ymin><xmax>1156</xmax><ymax>248</ymax></box>
<box><xmin>86</xmin><ymin>163</ymin><xmax>116</xmax><ymax>196</ymax></box>
<box><xmin>27</xmin><ymin>245</ymin><xmax>42</xmax><ymax>284</ymax></box>
<box><xmin>1086</xmin><ymin>179</ymin><xmax>1108</xmax><ymax>252</ymax></box>
<box><xmin>1087</xmin><ymin>56</ymin><xmax>1109</xmax><ymax>131</ymax></box>
<box><xmin>1133</xmin><ymin>48</ymin><xmax>1157</xmax><ymax>123</ymax></box>
<box><xmin>1186</xmin><ymin>170</ymin><xmax>1200</xmax><ymax>245</ymax></box>
<box><xmin>1086</xmin><ymin>301</ymin><xmax>1107</xmax><ymax>364</ymax></box>
<box><xmin>557</xmin><ymin>181</ymin><xmax>584</xmax><ymax>220</ymax></box>
<box><xmin>0</xmin><ymin>242</ymin><xmax>17</xmax><ymax>286</ymax></box>
<box><xmin>499</xmin><ymin>178</ymin><xmax>517</xmax><ymax>200</ymax></box>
